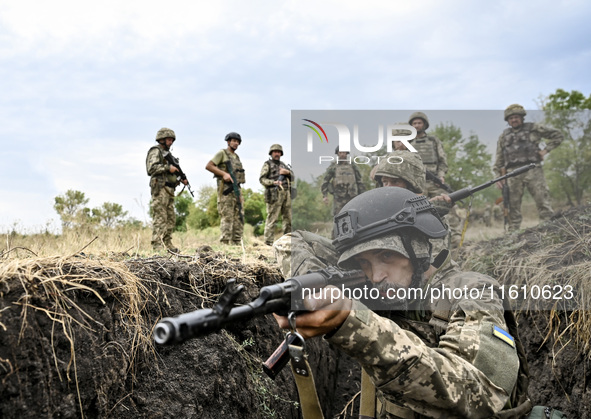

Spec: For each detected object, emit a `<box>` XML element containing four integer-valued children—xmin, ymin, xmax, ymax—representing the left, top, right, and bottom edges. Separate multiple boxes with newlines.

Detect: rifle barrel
<box><xmin>448</xmin><ymin>163</ymin><xmax>535</xmax><ymax>203</ymax></box>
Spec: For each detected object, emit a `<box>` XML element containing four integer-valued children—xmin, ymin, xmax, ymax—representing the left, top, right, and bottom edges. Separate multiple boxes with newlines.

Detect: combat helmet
<box><xmin>155</xmin><ymin>127</ymin><xmax>176</xmax><ymax>142</ymax></box>
<box><xmin>225</xmin><ymin>132</ymin><xmax>242</xmax><ymax>143</ymax></box>
<box><xmin>335</xmin><ymin>146</ymin><xmax>349</xmax><ymax>154</ymax></box>
<box><xmin>333</xmin><ymin>187</ymin><xmax>447</xmax><ymax>278</ymax></box>
<box><xmin>504</xmin><ymin>104</ymin><xmax>527</xmax><ymax>121</ymax></box>
<box><xmin>374</xmin><ymin>151</ymin><xmax>425</xmax><ymax>194</ymax></box>
<box><xmin>408</xmin><ymin>112</ymin><xmax>430</xmax><ymax>130</ymax></box>
<box><xmin>269</xmin><ymin>144</ymin><xmax>283</xmax><ymax>156</ymax></box>
<box><xmin>392</xmin><ymin>122</ymin><xmax>414</xmax><ymax>137</ymax></box>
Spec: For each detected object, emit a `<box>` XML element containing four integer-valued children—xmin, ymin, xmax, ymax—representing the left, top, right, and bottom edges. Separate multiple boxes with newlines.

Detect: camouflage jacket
<box><xmin>146</xmin><ymin>145</ymin><xmax>178</xmax><ymax>186</ymax></box>
<box><xmin>320</xmin><ymin>162</ymin><xmax>366</xmax><ymax>199</ymax></box>
<box><xmin>412</xmin><ymin>134</ymin><xmax>447</xmax><ymax>179</ymax></box>
<box><xmin>259</xmin><ymin>159</ymin><xmax>294</xmax><ymax>189</ymax></box>
<box><xmin>493</xmin><ymin>122</ymin><xmax>563</xmax><ymax>175</ymax></box>
<box><xmin>273</xmin><ymin>231</ymin><xmax>523</xmax><ymax>418</ymax></box>
<box><xmin>328</xmin><ymin>264</ymin><xmax>519</xmax><ymax>418</ymax></box>
<box><xmin>210</xmin><ymin>149</ymin><xmax>246</xmax><ymax>187</ymax></box>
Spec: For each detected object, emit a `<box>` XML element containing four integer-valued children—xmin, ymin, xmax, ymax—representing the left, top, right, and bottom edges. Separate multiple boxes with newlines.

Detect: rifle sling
<box><xmin>289</xmin><ymin>344</ymin><xmax>324</xmax><ymax>419</ymax></box>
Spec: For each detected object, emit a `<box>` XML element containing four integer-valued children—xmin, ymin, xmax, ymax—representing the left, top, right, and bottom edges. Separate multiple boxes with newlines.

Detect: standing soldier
<box><xmin>321</xmin><ymin>147</ymin><xmax>366</xmax><ymax>216</ymax></box>
<box><xmin>408</xmin><ymin>112</ymin><xmax>448</xmax><ymax>197</ymax></box>
<box><xmin>494</xmin><ymin>104</ymin><xmax>563</xmax><ymax>232</ymax></box>
<box><xmin>259</xmin><ymin>144</ymin><xmax>294</xmax><ymax>246</ymax></box>
<box><xmin>205</xmin><ymin>132</ymin><xmax>246</xmax><ymax>245</ymax></box>
<box><xmin>146</xmin><ymin>127</ymin><xmax>187</xmax><ymax>252</ymax></box>
<box><xmin>407</xmin><ymin>112</ymin><xmax>463</xmax><ymax>246</ymax></box>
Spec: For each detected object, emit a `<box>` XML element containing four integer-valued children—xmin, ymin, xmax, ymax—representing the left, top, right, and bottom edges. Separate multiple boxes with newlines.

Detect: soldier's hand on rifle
<box><xmin>539</xmin><ymin>149</ymin><xmax>548</xmax><ymax>160</ymax></box>
<box><xmin>439</xmin><ymin>176</ymin><xmax>445</xmax><ymax>184</ymax></box>
<box><xmin>169</xmin><ymin>165</ymin><xmax>179</xmax><ymax>173</ymax></box>
<box><xmin>279</xmin><ymin>168</ymin><xmax>290</xmax><ymax>175</ymax></box>
<box><xmin>430</xmin><ymin>194</ymin><xmax>452</xmax><ymax>204</ymax></box>
<box><xmin>323</xmin><ymin>196</ymin><xmax>329</xmax><ymax>205</ymax></box>
<box><xmin>223</xmin><ymin>172</ymin><xmax>233</xmax><ymax>183</ymax></box>
<box><xmin>495</xmin><ymin>180</ymin><xmax>505</xmax><ymax>190</ymax></box>
<box><xmin>181</xmin><ymin>179</ymin><xmax>188</xmax><ymax>185</ymax></box>
<box><xmin>273</xmin><ymin>285</ymin><xmax>352</xmax><ymax>339</ymax></box>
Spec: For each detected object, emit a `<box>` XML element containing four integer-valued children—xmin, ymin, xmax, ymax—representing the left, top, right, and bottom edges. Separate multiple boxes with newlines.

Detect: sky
<box><xmin>1</xmin><ymin>0</ymin><xmax>590</xmax><ymax>233</ymax></box>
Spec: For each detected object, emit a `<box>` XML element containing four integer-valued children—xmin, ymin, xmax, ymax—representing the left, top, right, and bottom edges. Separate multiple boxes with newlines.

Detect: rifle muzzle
<box><xmin>153</xmin><ymin>319</ymin><xmax>176</xmax><ymax>345</ymax></box>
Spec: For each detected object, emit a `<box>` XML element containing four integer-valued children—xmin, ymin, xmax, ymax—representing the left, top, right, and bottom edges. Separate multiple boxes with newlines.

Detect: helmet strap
<box><xmin>400</xmin><ymin>235</ymin><xmax>430</xmax><ymax>288</ymax></box>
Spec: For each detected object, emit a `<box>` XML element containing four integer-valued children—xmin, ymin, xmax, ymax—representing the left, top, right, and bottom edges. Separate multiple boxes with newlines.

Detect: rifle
<box><xmin>154</xmin><ymin>268</ymin><xmax>367</xmax><ymax>377</ymax></box>
<box><xmin>447</xmin><ymin>163</ymin><xmax>535</xmax><ymax>204</ymax></box>
<box><xmin>153</xmin><ymin>165</ymin><xmax>537</xmax><ymax>378</ymax></box>
<box><xmin>500</xmin><ymin>168</ymin><xmax>511</xmax><ymax>230</ymax></box>
<box><xmin>164</xmin><ymin>152</ymin><xmax>194</xmax><ymax>197</ymax></box>
<box><xmin>425</xmin><ymin>170</ymin><xmax>454</xmax><ymax>194</ymax></box>
<box><xmin>222</xmin><ymin>159</ymin><xmax>244</xmax><ymax>223</ymax></box>
<box><xmin>276</xmin><ymin>163</ymin><xmax>297</xmax><ymax>199</ymax></box>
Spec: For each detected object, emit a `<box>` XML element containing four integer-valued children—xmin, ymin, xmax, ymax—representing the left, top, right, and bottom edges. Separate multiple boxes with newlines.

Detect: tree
<box><xmin>540</xmin><ymin>89</ymin><xmax>591</xmax><ymax>206</ymax></box>
<box><xmin>432</xmin><ymin>123</ymin><xmax>496</xmax><ymax>205</ymax></box>
<box><xmin>291</xmin><ymin>176</ymin><xmax>332</xmax><ymax>231</ymax></box>
<box><xmin>174</xmin><ymin>191</ymin><xmax>194</xmax><ymax>232</ymax></box>
<box><xmin>242</xmin><ymin>188</ymin><xmax>266</xmax><ymax>226</ymax></box>
<box><xmin>53</xmin><ymin>190</ymin><xmax>90</xmax><ymax>229</ymax></box>
<box><xmin>187</xmin><ymin>185</ymin><xmax>218</xmax><ymax>230</ymax></box>
<box><xmin>93</xmin><ymin>202</ymin><xmax>129</xmax><ymax>228</ymax></box>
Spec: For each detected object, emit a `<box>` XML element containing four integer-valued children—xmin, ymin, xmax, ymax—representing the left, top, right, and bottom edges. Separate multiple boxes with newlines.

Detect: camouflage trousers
<box><xmin>264</xmin><ymin>188</ymin><xmax>292</xmax><ymax>245</ymax></box>
<box><xmin>151</xmin><ymin>183</ymin><xmax>176</xmax><ymax>249</ymax></box>
<box><xmin>506</xmin><ymin>165</ymin><xmax>553</xmax><ymax>231</ymax></box>
<box><xmin>218</xmin><ymin>188</ymin><xmax>244</xmax><ymax>244</ymax></box>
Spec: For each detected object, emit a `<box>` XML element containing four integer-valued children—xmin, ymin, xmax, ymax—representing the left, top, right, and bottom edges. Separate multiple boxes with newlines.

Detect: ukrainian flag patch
<box><xmin>492</xmin><ymin>325</ymin><xmax>515</xmax><ymax>348</ymax></box>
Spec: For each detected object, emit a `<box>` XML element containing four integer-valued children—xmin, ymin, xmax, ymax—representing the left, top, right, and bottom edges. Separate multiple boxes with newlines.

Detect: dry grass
<box><xmin>0</xmin><ymin>240</ymin><xmax>280</xmax><ymax>418</ymax></box>
<box><xmin>460</xmin><ymin>209</ymin><xmax>591</xmax><ymax>358</ymax></box>
<box><xmin>1</xmin><ymin>223</ymin><xmax>276</xmax><ymax>265</ymax></box>
<box><xmin>0</xmin><ymin>255</ymin><xmax>160</xmax><ymax>419</ymax></box>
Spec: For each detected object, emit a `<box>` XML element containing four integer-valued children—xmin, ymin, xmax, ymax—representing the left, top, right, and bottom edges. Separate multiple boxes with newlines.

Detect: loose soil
<box><xmin>1</xmin><ymin>205</ymin><xmax>591</xmax><ymax>418</ymax></box>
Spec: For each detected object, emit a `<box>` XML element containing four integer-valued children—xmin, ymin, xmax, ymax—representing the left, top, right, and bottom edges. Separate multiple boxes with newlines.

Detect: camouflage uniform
<box><xmin>493</xmin><ymin>105</ymin><xmax>563</xmax><ymax>231</ymax></box>
<box><xmin>210</xmin><ymin>149</ymin><xmax>245</xmax><ymax>244</ymax></box>
<box><xmin>408</xmin><ymin>113</ymin><xmax>448</xmax><ymax>199</ymax></box>
<box><xmin>274</xmin><ymin>233</ymin><xmax>529</xmax><ymax>418</ymax></box>
<box><xmin>408</xmin><ymin>112</ymin><xmax>465</xmax><ymax>248</ymax></box>
<box><xmin>321</xmin><ymin>160</ymin><xmax>366</xmax><ymax>216</ymax></box>
<box><xmin>146</xmin><ymin>128</ymin><xmax>180</xmax><ymax>250</ymax></box>
<box><xmin>259</xmin><ymin>145</ymin><xmax>294</xmax><ymax>246</ymax></box>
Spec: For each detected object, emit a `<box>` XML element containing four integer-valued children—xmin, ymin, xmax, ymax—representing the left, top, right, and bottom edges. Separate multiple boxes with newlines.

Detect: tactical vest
<box><xmin>413</xmin><ymin>136</ymin><xmax>439</xmax><ymax>171</ymax></box>
<box><xmin>264</xmin><ymin>160</ymin><xmax>290</xmax><ymax>189</ymax></box>
<box><xmin>333</xmin><ymin>164</ymin><xmax>358</xmax><ymax>199</ymax></box>
<box><xmin>217</xmin><ymin>150</ymin><xmax>246</xmax><ymax>184</ymax></box>
<box><xmin>146</xmin><ymin>145</ymin><xmax>178</xmax><ymax>186</ymax></box>
<box><xmin>502</xmin><ymin>123</ymin><xmax>541</xmax><ymax>168</ymax></box>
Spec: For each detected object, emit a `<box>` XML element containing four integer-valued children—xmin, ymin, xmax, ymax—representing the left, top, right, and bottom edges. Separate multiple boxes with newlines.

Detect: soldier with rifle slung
<box><xmin>259</xmin><ymin>144</ymin><xmax>294</xmax><ymax>246</ymax></box>
<box><xmin>146</xmin><ymin>127</ymin><xmax>188</xmax><ymax>252</ymax></box>
<box><xmin>494</xmin><ymin>104</ymin><xmax>564</xmax><ymax>232</ymax></box>
<box><xmin>205</xmin><ymin>132</ymin><xmax>246</xmax><ymax>245</ymax></box>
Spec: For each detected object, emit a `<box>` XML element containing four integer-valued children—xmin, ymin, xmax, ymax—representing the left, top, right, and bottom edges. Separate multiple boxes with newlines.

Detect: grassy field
<box><xmin>0</xmin><ymin>197</ymin><xmax>563</xmax><ymax>262</ymax></box>
<box><xmin>1</xmin><ymin>223</ymin><xmax>277</xmax><ymax>263</ymax></box>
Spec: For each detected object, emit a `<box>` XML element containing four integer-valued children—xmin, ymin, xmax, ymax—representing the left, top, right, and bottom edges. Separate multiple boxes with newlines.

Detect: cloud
<box><xmin>1</xmin><ymin>0</ymin><xmax>591</xmax><ymax>231</ymax></box>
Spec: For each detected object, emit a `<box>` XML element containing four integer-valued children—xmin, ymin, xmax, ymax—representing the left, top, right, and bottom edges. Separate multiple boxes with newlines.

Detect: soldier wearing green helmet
<box><xmin>372</xmin><ymin>150</ymin><xmax>425</xmax><ymax>193</ymax></box>
<box><xmin>407</xmin><ymin>112</ymin><xmax>448</xmax><ymax>198</ymax></box>
<box><xmin>274</xmin><ymin>187</ymin><xmax>531</xmax><ymax>418</ymax></box>
<box><xmin>321</xmin><ymin>146</ymin><xmax>367</xmax><ymax>216</ymax></box>
<box><xmin>493</xmin><ymin>104</ymin><xmax>564</xmax><ymax>231</ymax></box>
<box><xmin>146</xmin><ymin>127</ymin><xmax>188</xmax><ymax>252</ymax></box>
<box><xmin>259</xmin><ymin>143</ymin><xmax>294</xmax><ymax>246</ymax></box>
